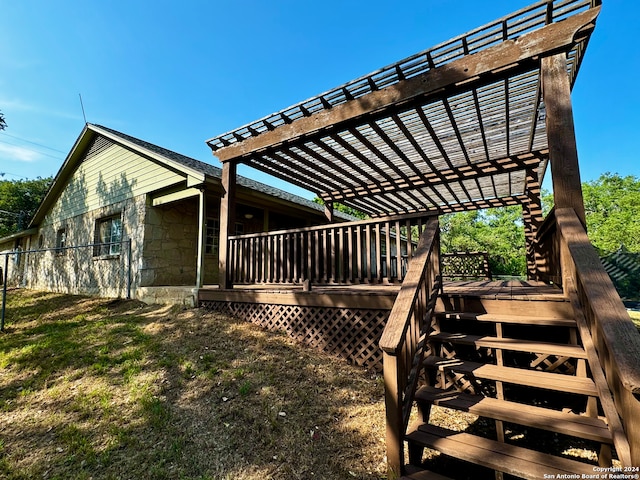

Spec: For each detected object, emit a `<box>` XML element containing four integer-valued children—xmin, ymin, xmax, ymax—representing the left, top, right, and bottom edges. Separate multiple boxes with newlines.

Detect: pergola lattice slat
<box><xmin>207</xmin><ymin>0</ymin><xmax>599</xmax><ymax>218</ymax></box>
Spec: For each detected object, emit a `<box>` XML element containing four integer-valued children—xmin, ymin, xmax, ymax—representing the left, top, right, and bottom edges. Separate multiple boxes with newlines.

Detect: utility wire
<box><xmin>0</xmin><ymin>139</ymin><xmax>64</xmax><ymax>160</ymax></box>
<box><xmin>0</xmin><ymin>132</ymin><xmax>66</xmax><ymax>154</ymax></box>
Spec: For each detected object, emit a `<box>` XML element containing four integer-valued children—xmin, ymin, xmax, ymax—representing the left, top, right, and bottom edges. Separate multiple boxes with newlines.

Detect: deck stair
<box><xmin>402</xmin><ymin>291</ymin><xmax>620</xmax><ymax>479</ymax></box>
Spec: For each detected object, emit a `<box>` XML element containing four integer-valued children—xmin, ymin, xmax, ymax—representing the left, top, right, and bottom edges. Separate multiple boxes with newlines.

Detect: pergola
<box><xmin>206</xmin><ymin>0</ymin><xmax>600</xmax><ymax>287</ymax></box>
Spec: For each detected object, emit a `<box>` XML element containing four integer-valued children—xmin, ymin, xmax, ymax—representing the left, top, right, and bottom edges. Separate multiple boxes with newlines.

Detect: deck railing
<box><xmin>226</xmin><ymin>213</ymin><xmax>434</xmax><ymax>287</ymax></box>
<box><xmin>542</xmin><ymin>208</ymin><xmax>640</xmax><ymax>465</ymax></box>
<box><xmin>532</xmin><ymin>207</ymin><xmax>561</xmax><ymax>284</ymax></box>
<box><xmin>441</xmin><ymin>251</ymin><xmax>491</xmax><ymax>281</ymax></box>
<box><xmin>378</xmin><ymin>217</ymin><xmax>441</xmax><ymax>477</ymax></box>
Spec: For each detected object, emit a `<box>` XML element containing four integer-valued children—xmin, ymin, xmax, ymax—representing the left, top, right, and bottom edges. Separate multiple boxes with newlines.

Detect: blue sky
<box><xmin>1</xmin><ymin>0</ymin><xmax>637</xmax><ymax>198</ymax></box>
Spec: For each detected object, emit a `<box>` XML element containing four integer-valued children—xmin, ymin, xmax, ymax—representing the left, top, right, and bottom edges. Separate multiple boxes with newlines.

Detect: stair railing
<box><xmin>553</xmin><ymin>208</ymin><xmax>640</xmax><ymax>466</ymax></box>
<box><xmin>379</xmin><ymin>216</ymin><xmax>441</xmax><ymax>478</ymax></box>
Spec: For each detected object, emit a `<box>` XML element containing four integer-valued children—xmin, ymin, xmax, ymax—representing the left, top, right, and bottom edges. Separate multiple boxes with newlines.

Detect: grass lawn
<box><xmin>3</xmin><ymin>289</ymin><xmax>634</xmax><ymax>480</ymax></box>
<box><xmin>0</xmin><ymin>290</ymin><xmax>388</xmax><ymax>480</ymax></box>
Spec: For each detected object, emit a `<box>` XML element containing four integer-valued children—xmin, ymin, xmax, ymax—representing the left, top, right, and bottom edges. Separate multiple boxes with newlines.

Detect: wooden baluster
<box><xmin>356</xmin><ymin>225</ymin><xmax>363</xmax><ymax>283</ymax></box>
<box><xmin>366</xmin><ymin>224</ymin><xmax>373</xmax><ymax>283</ymax></box>
<box><xmin>395</xmin><ymin>220</ymin><xmax>402</xmax><ymax>281</ymax></box>
<box><xmin>347</xmin><ymin>225</ymin><xmax>354</xmax><ymax>284</ymax></box>
<box><xmin>293</xmin><ymin>232</ymin><xmax>299</xmax><ymax>283</ymax></box>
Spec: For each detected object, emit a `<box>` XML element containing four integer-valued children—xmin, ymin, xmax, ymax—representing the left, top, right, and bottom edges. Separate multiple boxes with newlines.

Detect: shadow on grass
<box><xmin>0</xmin><ymin>290</ymin><xmax>386</xmax><ymax>480</ymax></box>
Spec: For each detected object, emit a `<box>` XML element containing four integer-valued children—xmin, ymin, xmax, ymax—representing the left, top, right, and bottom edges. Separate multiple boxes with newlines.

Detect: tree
<box><xmin>0</xmin><ymin>110</ymin><xmax>6</xmax><ymax>131</ymax></box>
<box><xmin>312</xmin><ymin>197</ymin><xmax>367</xmax><ymax>220</ymax></box>
<box><xmin>582</xmin><ymin>173</ymin><xmax>640</xmax><ymax>254</ymax></box>
<box><xmin>440</xmin><ymin>207</ymin><xmax>526</xmax><ymax>277</ymax></box>
<box><xmin>0</xmin><ymin>177</ymin><xmax>53</xmax><ymax>238</ymax></box>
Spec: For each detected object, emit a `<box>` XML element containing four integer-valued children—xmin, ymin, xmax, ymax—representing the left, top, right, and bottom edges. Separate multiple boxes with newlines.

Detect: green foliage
<box><xmin>0</xmin><ymin>110</ymin><xmax>6</xmax><ymax>131</ymax></box>
<box><xmin>312</xmin><ymin>197</ymin><xmax>367</xmax><ymax>220</ymax></box>
<box><xmin>583</xmin><ymin>173</ymin><xmax>640</xmax><ymax>254</ymax></box>
<box><xmin>0</xmin><ymin>177</ymin><xmax>52</xmax><ymax>237</ymax></box>
<box><xmin>440</xmin><ymin>206</ymin><xmax>526</xmax><ymax>277</ymax></box>
<box><xmin>541</xmin><ymin>188</ymin><xmax>554</xmax><ymax>217</ymax></box>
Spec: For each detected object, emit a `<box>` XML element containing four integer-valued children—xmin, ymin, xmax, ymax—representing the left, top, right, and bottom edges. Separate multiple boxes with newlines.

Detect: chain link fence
<box><xmin>1</xmin><ymin>240</ymin><xmax>132</xmax><ymax>331</ymax></box>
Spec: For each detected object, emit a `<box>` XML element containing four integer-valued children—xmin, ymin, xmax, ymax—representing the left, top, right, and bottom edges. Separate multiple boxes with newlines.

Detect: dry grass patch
<box><xmin>0</xmin><ymin>289</ymin><xmax>387</xmax><ymax>479</ymax></box>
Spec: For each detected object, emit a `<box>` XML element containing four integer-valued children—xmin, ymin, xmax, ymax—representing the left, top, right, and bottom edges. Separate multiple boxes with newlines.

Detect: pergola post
<box><xmin>523</xmin><ymin>168</ymin><xmax>544</xmax><ymax>280</ymax></box>
<box><xmin>219</xmin><ymin>161</ymin><xmax>237</xmax><ymax>289</ymax></box>
<box><xmin>324</xmin><ymin>201</ymin><xmax>334</xmax><ymax>223</ymax></box>
<box><xmin>541</xmin><ymin>53</ymin><xmax>586</xmax><ymax>227</ymax></box>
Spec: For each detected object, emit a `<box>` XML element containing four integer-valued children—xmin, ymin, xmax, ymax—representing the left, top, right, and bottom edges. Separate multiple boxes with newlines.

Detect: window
<box><xmin>205</xmin><ymin>219</ymin><xmax>219</xmax><ymax>255</ymax></box>
<box><xmin>94</xmin><ymin>215</ymin><xmax>122</xmax><ymax>256</ymax></box>
<box><xmin>56</xmin><ymin>228</ymin><xmax>66</xmax><ymax>254</ymax></box>
<box><xmin>205</xmin><ymin>220</ymin><xmax>243</xmax><ymax>255</ymax></box>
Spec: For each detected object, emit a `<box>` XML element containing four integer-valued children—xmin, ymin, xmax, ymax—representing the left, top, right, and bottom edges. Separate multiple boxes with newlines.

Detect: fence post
<box><xmin>1</xmin><ymin>253</ymin><xmax>8</xmax><ymax>332</ymax></box>
<box><xmin>127</xmin><ymin>239</ymin><xmax>132</xmax><ymax>299</ymax></box>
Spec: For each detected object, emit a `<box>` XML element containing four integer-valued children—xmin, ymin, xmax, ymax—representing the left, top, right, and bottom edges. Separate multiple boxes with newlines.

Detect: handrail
<box><xmin>379</xmin><ymin>217</ymin><xmax>441</xmax><ymax>478</ymax></box>
<box><xmin>554</xmin><ymin>208</ymin><xmax>640</xmax><ymax>465</ymax></box>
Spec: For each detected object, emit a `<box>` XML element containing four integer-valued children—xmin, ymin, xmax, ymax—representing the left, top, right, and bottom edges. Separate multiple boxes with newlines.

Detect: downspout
<box><xmin>196</xmin><ymin>188</ymin><xmax>206</xmax><ymax>289</ymax></box>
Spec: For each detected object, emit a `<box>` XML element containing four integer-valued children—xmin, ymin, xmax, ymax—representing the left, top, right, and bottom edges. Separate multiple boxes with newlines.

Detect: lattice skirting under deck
<box><xmin>200</xmin><ymin>300</ymin><xmax>389</xmax><ymax>371</ymax></box>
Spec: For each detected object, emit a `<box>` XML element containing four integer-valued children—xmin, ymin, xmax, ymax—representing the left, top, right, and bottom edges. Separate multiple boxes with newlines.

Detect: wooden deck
<box><xmin>199</xmin><ymin>279</ymin><xmax>564</xmax><ymax>305</ymax></box>
<box><xmin>442</xmin><ymin>279</ymin><xmax>564</xmax><ymax>299</ymax></box>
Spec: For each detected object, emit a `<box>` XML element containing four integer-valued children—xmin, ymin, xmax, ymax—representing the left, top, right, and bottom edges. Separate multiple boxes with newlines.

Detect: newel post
<box><xmin>219</xmin><ymin>161</ymin><xmax>237</xmax><ymax>289</ymax></box>
<box><xmin>382</xmin><ymin>351</ymin><xmax>403</xmax><ymax>479</ymax></box>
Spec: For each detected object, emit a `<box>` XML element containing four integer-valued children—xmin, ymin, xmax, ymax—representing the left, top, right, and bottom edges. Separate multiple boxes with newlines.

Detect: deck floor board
<box><xmin>199</xmin><ymin>280</ymin><xmax>564</xmax><ymax>300</ymax></box>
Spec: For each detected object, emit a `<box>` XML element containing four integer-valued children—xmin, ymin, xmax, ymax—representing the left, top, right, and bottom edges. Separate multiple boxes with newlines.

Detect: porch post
<box><xmin>541</xmin><ymin>53</ymin><xmax>586</xmax><ymax>227</ymax></box>
<box><xmin>196</xmin><ymin>189</ymin><xmax>206</xmax><ymax>288</ymax></box>
<box><xmin>219</xmin><ymin>161</ymin><xmax>237</xmax><ymax>289</ymax></box>
<box><xmin>324</xmin><ymin>201</ymin><xmax>334</xmax><ymax>223</ymax></box>
<box><xmin>522</xmin><ymin>168</ymin><xmax>544</xmax><ymax>280</ymax></box>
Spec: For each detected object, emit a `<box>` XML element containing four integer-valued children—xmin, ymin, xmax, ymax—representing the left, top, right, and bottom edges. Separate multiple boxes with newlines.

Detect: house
<box><xmin>2</xmin><ymin>0</ymin><xmax>640</xmax><ymax>476</ymax></box>
<box><xmin>0</xmin><ymin>123</ymin><xmax>352</xmax><ymax>305</ymax></box>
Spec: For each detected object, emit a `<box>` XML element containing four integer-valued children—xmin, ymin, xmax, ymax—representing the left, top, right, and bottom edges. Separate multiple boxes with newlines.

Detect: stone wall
<box><xmin>140</xmin><ymin>199</ymin><xmax>199</xmax><ymax>286</ymax></box>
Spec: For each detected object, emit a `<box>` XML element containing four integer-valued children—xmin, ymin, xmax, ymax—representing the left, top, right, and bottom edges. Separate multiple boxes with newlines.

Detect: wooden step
<box><xmin>429</xmin><ymin>332</ymin><xmax>587</xmax><ymax>358</ymax></box>
<box><xmin>436</xmin><ymin>311</ymin><xmax>576</xmax><ymax>327</ymax></box>
<box><xmin>423</xmin><ymin>356</ymin><xmax>597</xmax><ymax>396</ymax></box>
<box><xmin>415</xmin><ymin>386</ymin><xmax>612</xmax><ymax>443</ymax></box>
<box><xmin>401</xmin><ymin>465</ymin><xmax>454</xmax><ymax>480</ymax></box>
<box><xmin>405</xmin><ymin>423</ymin><xmax>597</xmax><ymax>479</ymax></box>
<box><xmin>437</xmin><ymin>294</ymin><xmax>572</xmax><ymax>319</ymax></box>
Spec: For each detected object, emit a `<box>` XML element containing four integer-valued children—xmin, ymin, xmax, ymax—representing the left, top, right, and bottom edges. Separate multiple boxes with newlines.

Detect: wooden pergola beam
<box><xmin>351</xmin><ymin>194</ymin><xmax>529</xmax><ymax>218</ymax></box>
<box><xmin>321</xmin><ymin>150</ymin><xmax>547</xmax><ymax>203</ymax></box>
<box><xmin>212</xmin><ymin>7</ymin><xmax>598</xmax><ymax>163</ymax></box>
